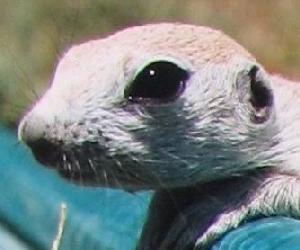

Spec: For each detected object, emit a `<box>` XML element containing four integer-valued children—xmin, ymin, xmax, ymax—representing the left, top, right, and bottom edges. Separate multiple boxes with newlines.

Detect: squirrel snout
<box><xmin>18</xmin><ymin>114</ymin><xmax>62</xmax><ymax>166</ymax></box>
<box><xmin>18</xmin><ymin>113</ymin><xmax>47</xmax><ymax>145</ymax></box>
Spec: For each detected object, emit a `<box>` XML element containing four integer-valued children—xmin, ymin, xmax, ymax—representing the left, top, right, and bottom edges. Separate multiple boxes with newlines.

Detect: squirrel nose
<box><xmin>18</xmin><ymin>114</ymin><xmax>62</xmax><ymax>166</ymax></box>
<box><xmin>18</xmin><ymin>113</ymin><xmax>47</xmax><ymax>145</ymax></box>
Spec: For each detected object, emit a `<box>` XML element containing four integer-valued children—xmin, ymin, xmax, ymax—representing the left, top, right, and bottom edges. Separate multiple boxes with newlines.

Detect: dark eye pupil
<box><xmin>125</xmin><ymin>61</ymin><xmax>189</xmax><ymax>102</ymax></box>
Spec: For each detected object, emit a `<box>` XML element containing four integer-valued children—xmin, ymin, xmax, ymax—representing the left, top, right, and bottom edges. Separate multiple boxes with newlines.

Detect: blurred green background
<box><xmin>1</xmin><ymin>0</ymin><xmax>300</xmax><ymax>127</ymax></box>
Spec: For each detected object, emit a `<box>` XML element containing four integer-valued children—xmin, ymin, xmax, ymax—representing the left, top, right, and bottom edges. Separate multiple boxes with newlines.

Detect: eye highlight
<box><xmin>125</xmin><ymin>61</ymin><xmax>189</xmax><ymax>102</ymax></box>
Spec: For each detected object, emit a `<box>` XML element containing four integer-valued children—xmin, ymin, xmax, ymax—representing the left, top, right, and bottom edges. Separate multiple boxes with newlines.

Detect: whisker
<box><xmin>104</xmin><ymin>161</ymin><xmax>124</xmax><ymax>190</ymax></box>
<box><xmin>69</xmin><ymin>163</ymin><xmax>76</xmax><ymax>183</ymax></box>
<box><xmin>88</xmin><ymin>158</ymin><xmax>102</xmax><ymax>184</ymax></box>
<box><xmin>65</xmin><ymin>150</ymin><xmax>80</xmax><ymax>184</ymax></box>
<box><xmin>0</xmin><ymin>42</ymin><xmax>38</xmax><ymax>99</ymax></box>
<box><xmin>73</xmin><ymin>155</ymin><xmax>83</xmax><ymax>186</ymax></box>
<box><xmin>113</xmin><ymin>157</ymin><xmax>144</xmax><ymax>184</ymax></box>
<box><xmin>62</xmin><ymin>153</ymin><xmax>70</xmax><ymax>172</ymax></box>
<box><xmin>101</xmin><ymin>168</ymin><xmax>110</xmax><ymax>217</ymax></box>
<box><xmin>103</xmin><ymin>168</ymin><xmax>109</xmax><ymax>189</ymax></box>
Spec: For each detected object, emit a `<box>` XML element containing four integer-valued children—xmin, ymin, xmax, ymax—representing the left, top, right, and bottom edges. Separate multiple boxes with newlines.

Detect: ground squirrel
<box><xmin>18</xmin><ymin>23</ymin><xmax>300</xmax><ymax>249</ymax></box>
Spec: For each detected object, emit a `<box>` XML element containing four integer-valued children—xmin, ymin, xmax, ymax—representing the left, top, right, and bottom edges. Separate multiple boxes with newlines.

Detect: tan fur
<box><xmin>61</xmin><ymin>23</ymin><xmax>254</xmax><ymax>71</ymax></box>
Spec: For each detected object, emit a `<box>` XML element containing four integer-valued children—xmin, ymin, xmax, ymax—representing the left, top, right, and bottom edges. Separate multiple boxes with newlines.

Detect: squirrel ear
<box><xmin>237</xmin><ymin>65</ymin><xmax>274</xmax><ymax>124</ymax></box>
<box><xmin>248</xmin><ymin>66</ymin><xmax>274</xmax><ymax>123</ymax></box>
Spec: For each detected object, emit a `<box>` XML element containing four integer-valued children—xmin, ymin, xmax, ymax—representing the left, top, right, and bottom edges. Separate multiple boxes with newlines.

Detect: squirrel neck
<box><xmin>138</xmin><ymin>169</ymin><xmax>271</xmax><ymax>249</ymax></box>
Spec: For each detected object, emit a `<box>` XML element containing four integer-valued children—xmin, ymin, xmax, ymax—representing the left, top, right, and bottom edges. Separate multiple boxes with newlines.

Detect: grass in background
<box><xmin>1</xmin><ymin>0</ymin><xmax>300</xmax><ymax>127</ymax></box>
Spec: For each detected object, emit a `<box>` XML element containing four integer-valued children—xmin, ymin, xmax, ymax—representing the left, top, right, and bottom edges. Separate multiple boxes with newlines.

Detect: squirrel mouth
<box><xmin>26</xmin><ymin>138</ymin><xmax>150</xmax><ymax>188</ymax></box>
<box><xmin>27</xmin><ymin>138</ymin><xmax>63</xmax><ymax>167</ymax></box>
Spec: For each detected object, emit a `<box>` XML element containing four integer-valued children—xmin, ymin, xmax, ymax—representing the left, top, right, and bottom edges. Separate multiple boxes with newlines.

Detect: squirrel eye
<box><xmin>125</xmin><ymin>61</ymin><xmax>189</xmax><ymax>102</ymax></box>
